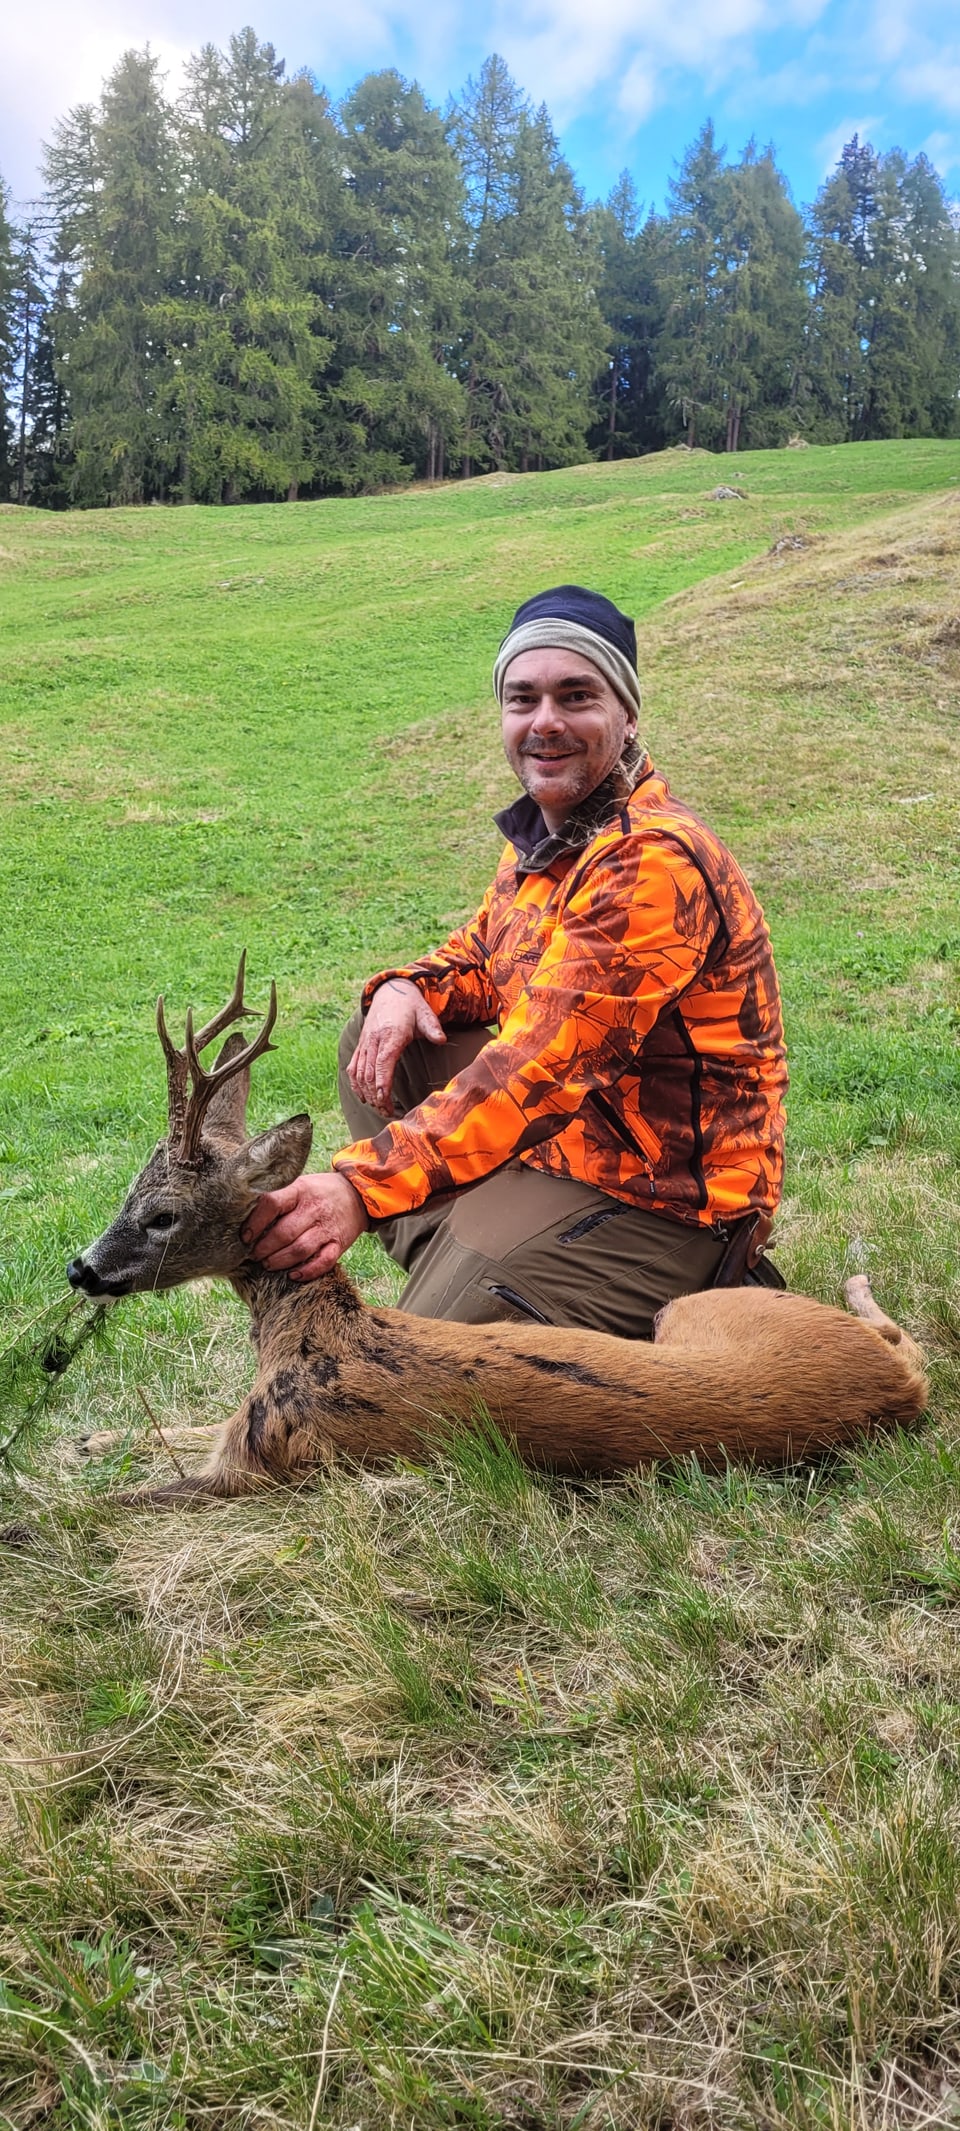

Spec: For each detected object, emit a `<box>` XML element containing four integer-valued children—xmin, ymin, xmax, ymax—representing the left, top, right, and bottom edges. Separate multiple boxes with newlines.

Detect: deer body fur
<box><xmin>66</xmin><ymin>963</ymin><xmax>928</xmax><ymax>1503</ymax></box>
<box><xmin>162</xmin><ymin>1264</ymin><xmax>927</xmax><ymax>1501</ymax></box>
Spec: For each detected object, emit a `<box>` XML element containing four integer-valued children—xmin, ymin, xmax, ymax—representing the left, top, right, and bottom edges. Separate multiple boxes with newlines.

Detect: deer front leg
<box><xmin>73</xmin><ymin>1420</ymin><xmax>220</xmax><ymax>1462</ymax></box>
<box><xmin>118</xmin><ymin>1386</ymin><xmax>336</xmax><ymax>1508</ymax></box>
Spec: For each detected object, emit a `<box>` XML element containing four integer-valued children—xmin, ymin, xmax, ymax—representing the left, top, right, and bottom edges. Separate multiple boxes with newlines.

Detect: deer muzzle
<box><xmin>66</xmin><ymin>1256</ymin><xmax>132</xmax><ymax>1298</ymax></box>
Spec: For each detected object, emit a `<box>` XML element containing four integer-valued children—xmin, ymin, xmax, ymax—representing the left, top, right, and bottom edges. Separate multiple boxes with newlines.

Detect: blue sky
<box><xmin>2</xmin><ymin>0</ymin><xmax>958</xmax><ymax>217</ymax></box>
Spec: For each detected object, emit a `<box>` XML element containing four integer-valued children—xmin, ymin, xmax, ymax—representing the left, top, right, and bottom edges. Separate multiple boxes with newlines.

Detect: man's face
<box><xmin>500</xmin><ymin>648</ymin><xmax>637</xmax><ymax>832</ymax></box>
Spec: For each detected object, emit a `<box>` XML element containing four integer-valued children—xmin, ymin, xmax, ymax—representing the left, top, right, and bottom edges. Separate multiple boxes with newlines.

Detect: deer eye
<box><xmin>143</xmin><ymin>1210</ymin><xmax>177</xmax><ymax>1233</ymax></box>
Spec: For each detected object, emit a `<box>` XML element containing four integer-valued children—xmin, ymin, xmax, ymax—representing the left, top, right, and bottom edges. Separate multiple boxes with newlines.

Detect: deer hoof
<box><xmin>73</xmin><ymin>1428</ymin><xmax>123</xmax><ymax>1460</ymax></box>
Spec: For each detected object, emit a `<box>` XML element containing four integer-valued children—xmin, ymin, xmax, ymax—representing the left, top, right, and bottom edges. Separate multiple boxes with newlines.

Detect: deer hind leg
<box><xmin>843</xmin><ymin>1274</ymin><xmax>905</xmax><ymax>1345</ymax></box>
<box><xmin>843</xmin><ymin>1272</ymin><xmax>927</xmax><ymax>1379</ymax></box>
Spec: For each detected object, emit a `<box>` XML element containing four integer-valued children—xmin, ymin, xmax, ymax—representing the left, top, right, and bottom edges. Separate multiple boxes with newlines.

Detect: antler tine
<box><xmin>156</xmin><ymin>993</ymin><xmax>188</xmax><ymax>1143</ymax></box>
<box><xmin>190</xmin><ymin>951</ymin><xmax>257</xmax><ymax>1058</ymax></box>
<box><xmin>178</xmin><ymin>980</ymin><xmax>279</xmax><ymax>1164</ymax></box>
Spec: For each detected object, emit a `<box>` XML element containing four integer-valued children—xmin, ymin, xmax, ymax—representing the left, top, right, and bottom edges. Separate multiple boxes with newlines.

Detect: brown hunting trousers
<box><xmin>338</xmin><ymin>1012</ymin><xmax>725</xmax><ymax>1339</ymax></box>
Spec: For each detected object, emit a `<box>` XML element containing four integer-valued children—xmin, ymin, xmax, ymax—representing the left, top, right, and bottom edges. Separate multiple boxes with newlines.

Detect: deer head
<box><xmin>67</xmin><ymin>957</ymin><xmax>313</xmax><ymax>1298</ymax></box>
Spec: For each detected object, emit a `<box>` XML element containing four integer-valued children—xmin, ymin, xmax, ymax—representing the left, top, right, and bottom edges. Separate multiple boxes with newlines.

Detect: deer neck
<box><xmin>231</xmin><ymin>1262</ymin><xmax>298</xmax><ymax>1328</ymax></box>
<box><xmin>230</xmin><ymin>1261</ymin><xmax>365</xmax><ymax>1343</ymax></box>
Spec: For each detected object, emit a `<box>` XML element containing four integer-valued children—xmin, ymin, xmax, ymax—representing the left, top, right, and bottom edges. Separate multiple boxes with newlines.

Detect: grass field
<box><xmin>1</xmin><ymin>439</ymin><xmax>960</xmax><ymax>2127</ymax></box>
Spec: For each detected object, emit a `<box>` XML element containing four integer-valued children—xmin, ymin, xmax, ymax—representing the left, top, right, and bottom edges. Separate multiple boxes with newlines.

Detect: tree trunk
<box><xmin>462</xmin><ymin>374</ymin><xmax>475</xmax><ymax>478</ymax></box>
<box><xmin>16</xmin><ymin>287</ymin><xmax>32</xmax><ymax>507</ymax></box>
<box><xmin>437</xmin><ymin>434</ymin><xmax>445</xmax><ymax>482</ymax></box>
<box><xmin>607</xmin><ymin>359</ymin><xmax>618</xmax><ymax>461</ymax></box>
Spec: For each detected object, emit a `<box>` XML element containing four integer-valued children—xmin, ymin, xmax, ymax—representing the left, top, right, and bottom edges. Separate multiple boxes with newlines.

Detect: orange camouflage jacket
<box><xmin>332</xmin><ymin>755</ymin><xmax>787</xmax><ymax>1229</ymax></box>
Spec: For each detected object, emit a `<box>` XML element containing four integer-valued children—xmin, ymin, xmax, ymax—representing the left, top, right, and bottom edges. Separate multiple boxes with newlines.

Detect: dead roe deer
<box><xmin>66</xmin><ymin>961</ymin><xmax>928</xmax><ymax>1504</ymax></box>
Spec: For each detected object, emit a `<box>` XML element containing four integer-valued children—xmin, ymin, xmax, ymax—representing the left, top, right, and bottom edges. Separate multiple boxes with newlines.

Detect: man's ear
<box><xmin>235</xmin><ymin>1115</ymin><xmax>313</xmax><ymax>1194</ymax></box>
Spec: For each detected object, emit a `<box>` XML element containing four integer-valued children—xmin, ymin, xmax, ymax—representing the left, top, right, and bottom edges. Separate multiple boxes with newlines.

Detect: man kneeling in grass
<box><xmin>243</xmin><ymin>586</ymin><xmax>788</xmax><ymax>1339</ymax></box>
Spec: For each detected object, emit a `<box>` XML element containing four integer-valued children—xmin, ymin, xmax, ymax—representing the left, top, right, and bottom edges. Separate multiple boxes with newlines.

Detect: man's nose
<box><xmin>530</xmin><ymin>693</ymin><xmax>566</xmax><ymax>731</ymax></box>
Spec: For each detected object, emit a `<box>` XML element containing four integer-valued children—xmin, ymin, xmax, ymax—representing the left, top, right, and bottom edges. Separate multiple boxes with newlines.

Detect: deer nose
<box><xmin>67</xmin><ymin>1256</ymin><xmax>101</xmax><ymax>1294</ymax></box>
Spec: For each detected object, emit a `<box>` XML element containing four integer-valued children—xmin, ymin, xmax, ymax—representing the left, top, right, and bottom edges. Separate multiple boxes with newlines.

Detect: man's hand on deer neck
<box><xmin>242</xmin><ymin>1171</ymin><xmax>369</xmax><ymax>1280</ymax></box>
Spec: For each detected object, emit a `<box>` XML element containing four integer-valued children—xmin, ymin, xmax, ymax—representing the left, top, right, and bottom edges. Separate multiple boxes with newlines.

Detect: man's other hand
<box><xmin>242</xmin><ymin>1172</ymin><xmax>369</xmax><ymax>1280</ymax></box>
<box><xmin>348</xmin><ymin>978</ymin><xmax>446</xmax><ymax>1117</ymax></box>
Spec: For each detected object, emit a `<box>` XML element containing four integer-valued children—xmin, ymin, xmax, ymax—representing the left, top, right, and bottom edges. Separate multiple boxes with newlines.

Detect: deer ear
<box><xmin>235</xmin><ymin>1115</ymin><xmax>313</xmax><ymax>1194</ymax></box>
<box><xmin>202</xmin><ymin>1031</ymin><xmax>253</xmax><ymax>1144</ymax></box>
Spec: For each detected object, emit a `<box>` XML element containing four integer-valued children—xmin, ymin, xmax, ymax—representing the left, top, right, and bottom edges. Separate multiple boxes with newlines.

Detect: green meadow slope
<box><xmin>0</xmin><ymin>440</ymin><xmax>960</xmax><ymax>2127</ymax></box>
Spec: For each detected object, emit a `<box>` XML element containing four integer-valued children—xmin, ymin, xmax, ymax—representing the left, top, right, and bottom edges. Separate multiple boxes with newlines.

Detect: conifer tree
<box><xmin>155</xmin><ymin>32</ymin><xmax>332</xmax><ymax>502</ymax></box>
<box><xmin>591</xmin><ymin>172</ymin><xmax>640</xmax><ymax>458</ymax></box>
<box><xmin>657</xmin><ymin>122</ymin><xmax>727</xmax><ymax>446</ymax></box>
<box><xmin>0</xmin><ymin>179</ymin><xmax>16</xmax><ymax>497</ymax></box>
<box><xmin>23</xmin><ymin>268</ymin><xmax>74</xmax><ymax>507</ymax></box>
<box><xmin>803</xmin><ymin>136</ymin><xmax>960</xmax><ymax>441</ymax></box>
<box><xmin>713</xmin><ymin>146</ymin><xmax>805</xmax><ymax>450</ymax></box>
<box><xmin>43</xmin><ymin>50</ymin><xmax>176</xmax><ymax>503</ymax></box>
<box><xmin>452</xmin><ymin>58</ymin><xmax>606</xmax><ymax>473</ymax></box>
<box><xmin>898</xmin><ymin>154</ymin><xmax>960</xmax><ymax>435</ymax></box>
<box><xmin>589</xmin><ymin>177</ymin><xmax>672</xmax><ymax>457</ymax></box>
<box><xmin>657</xmin><ymin>129</ymin><xmax>805</xmax><ymax>450</ymax></box>
<box><xmin>318</xmin><ymin>70</ymin><xmax>465</xmax><ymax>489</ymax></box>
<box><xmin>9</xmin><ymin>225</ymin><xmax>47</xmax><ymax>503</ymax></box>
<box><xmin>803</xmin><ymin>136</ymin><xmax>878</xmax><ymax>440</ymax></box>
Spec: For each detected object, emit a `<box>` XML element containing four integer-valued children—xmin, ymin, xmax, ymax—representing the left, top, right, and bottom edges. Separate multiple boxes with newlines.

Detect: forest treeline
<box><xmin>1</xmin><ymin>33</ymin><xmax>959</xmax><ymax>507</ymax></box>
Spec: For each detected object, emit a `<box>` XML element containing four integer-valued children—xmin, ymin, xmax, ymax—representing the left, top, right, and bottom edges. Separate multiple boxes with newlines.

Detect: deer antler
<box><xmin>180</xmin><ymin>979</ymin><xmax>278</xmax><ymax>1164</ymax></box>
<box><xmin>156</xmin><ymin>954</ymin><xmax>276</xmax><ymax>1162</ymax></box>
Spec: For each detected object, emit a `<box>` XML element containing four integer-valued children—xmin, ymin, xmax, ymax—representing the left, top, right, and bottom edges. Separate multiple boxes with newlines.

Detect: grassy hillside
<box><xmin>1</xmin><ymin>440</ymin><xmax>960</xmax><ymax>2127</ymax></box>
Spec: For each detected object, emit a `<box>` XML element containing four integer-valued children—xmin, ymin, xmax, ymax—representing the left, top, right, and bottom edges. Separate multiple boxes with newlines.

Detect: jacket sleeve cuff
<box><xmin>359</xmin><ymin>969</ymin><xmax>429</xmax><ymax>1018</ymax></box>
<box><xmin>330</xmin><ymin>1142</ymin><xmax>431</xmax><ymax>1220</ymax></box>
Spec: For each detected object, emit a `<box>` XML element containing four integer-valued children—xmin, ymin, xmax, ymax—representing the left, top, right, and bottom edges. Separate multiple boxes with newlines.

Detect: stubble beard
<box><xmin>515</xmin><ymin>744</ymin><xmax>606</xmax><ymax>820</ymax></box>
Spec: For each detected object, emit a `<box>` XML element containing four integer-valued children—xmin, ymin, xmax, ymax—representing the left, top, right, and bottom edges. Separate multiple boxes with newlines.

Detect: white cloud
<box><xmin>920</xmin><ymin>128</ymin><xmax>960</xmax><ymax>174</ymax></box>
<box><xmin>734</xmin><ymin>56</ymin><xmax>838</xmax><ymax>112</ymax></box>
<box><xmin>3</xmin><ymin>0</ymin><xmax>960</xmax><ymax>212</ymax></box>
<box><xmin>489</xmin><ymin>0</ymin><xmax>786</xmax><ymax>120</ymax></box>
<box><xmin>0</xmin><ymin>0</ymin><xmax>838</xmax><ymax>198</ymax></box>
<box><xmin>0</xmin><ymin>0</ymin><xmax>409</xmax><ymax>203</ymax></box>
<box><xmin>900</xmin><ymin>60</ymin><xmax>960</xmax><ymax>118</ymax></box>
<box><xmin>618</xmin><ymin>59</ymin><xmax>658</xmax><ymax>126</ymax></box>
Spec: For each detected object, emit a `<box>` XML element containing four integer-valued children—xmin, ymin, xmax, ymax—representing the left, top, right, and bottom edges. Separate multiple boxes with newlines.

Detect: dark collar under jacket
<box><xmin>494</xmin><ymin>742</ymin><xmax>651</xmax><ymax>877</ymax></box>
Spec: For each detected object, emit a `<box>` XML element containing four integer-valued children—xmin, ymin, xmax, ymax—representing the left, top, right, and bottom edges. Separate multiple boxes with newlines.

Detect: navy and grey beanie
<box><xmin>493</xmin><ymin>585</ymin><xmax>641</xmax><ymax>718</ymax></box>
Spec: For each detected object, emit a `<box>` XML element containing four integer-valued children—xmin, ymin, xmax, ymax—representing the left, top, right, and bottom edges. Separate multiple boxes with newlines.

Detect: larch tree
<box><xmin>713</xmin><ymin>146</ymin><xmax>805</xmax><ymax>451</ymax></box>
<box><xmin>898</xmin><ymin>154</ymin><xmax>960</xmax><ymax>436</ymax></box>
<box><xmin>157</xmin><ymin>31</ymin><xmax>332</xmax><ymax>502</ymax></box>
<box><xmin>0</xmin><ymin>177</ymin><xmax>17</xmax><ymax>496</ymax></box>
<box><xmin>657</xmin><ymin>121</ymin><xmax>728</xmax><ymax>447</ymax></box>
<box><xmin>9</xmin><ymin>223</ymin><xmax>48</xmax><ymax>503</ymax></box>
<box><xmin>590</xmin><ymin>171</ymin><xmax>640</xmax><ymax>459</ymax></box>
<box><xmin>22</xmin><ymin>267</ymin><xmax>74</xmax><ymax>507</ymax></box>
<box><xmin>588</xmin><ymin>178</ymin><xmax>673</xmax><ymax>458</ymax></box>
<box><xmin>452</xmin><ymin>58</ymin><xmax>606</xmax><ymax>473</ymax></box>
<box><xmin>319</xmin><ymin>69</ymin><xmax>465</xmax><ymax>490</ymax></box>
<box><xmin>804</xmin><ymin>136</ymin><xmax>960</xmax><ymax>441</ymax></box>
<box><xmin>43</xmin><ymin>50</ymin><xmax>177</xmax><ymax>504</ymax></box>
